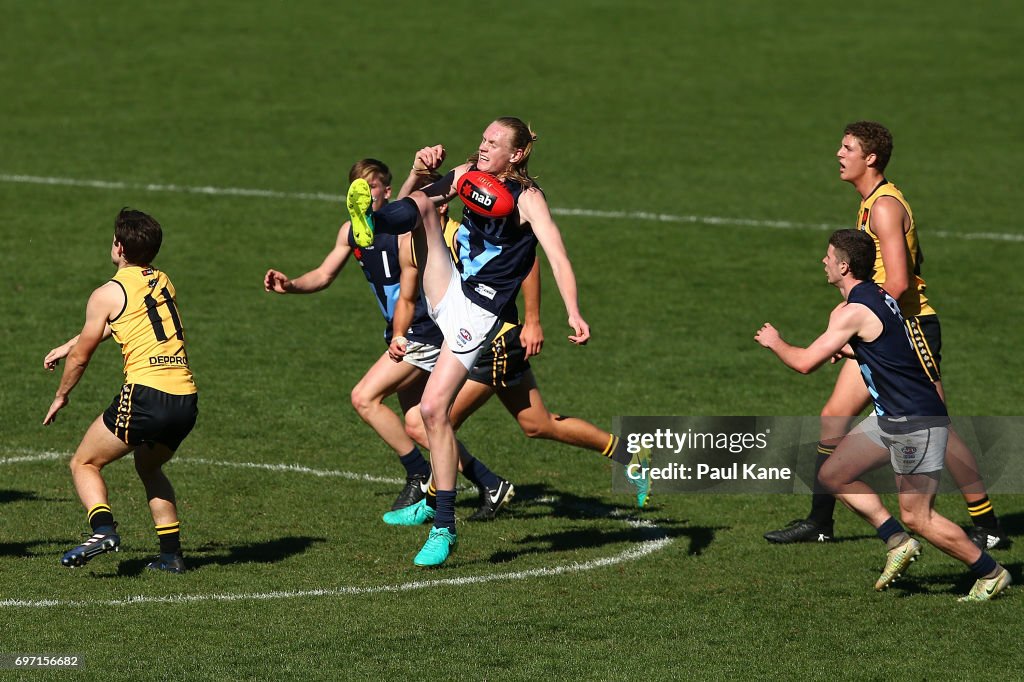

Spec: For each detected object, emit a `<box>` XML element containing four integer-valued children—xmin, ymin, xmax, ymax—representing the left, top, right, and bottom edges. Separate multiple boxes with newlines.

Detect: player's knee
<box><xmin>133</xmin><ymin>455</ymin><xmax>156</xmax><ymax>476</ymax></box>
<box><xmin>816</xmin><ymin>464</ymin><xmax>843</xmax><ymax>494</ymax></box>
<box><xmin>419</xmin><ymin>396</ymin><xmax>448</xmax><ymax>431</ymax></box>
<box><xmin>70</xmin><ymin>450</ymin><xmax>100</xmax><ymax>472</ymax></box>
<box><xmin>412</xmin><ymin>191</ymin><xmax>433</xmax><ymax>215</ymax></box>
<box><xmin>405</xmin><ymin>417</ymin><xmax>426</xmax><ymax>445</ymax></box>
<box><xmin>350</xmin><ymin>385</ymin><xmax>376</xmax><ymax>416</ymax></box>
<box><xmin>518</xmin><ymin>414</ymin><xmax>550</xmax><ymax>439</ymax></box>
<box><xmin>899</xmin><ymin>508</ymin><xmax>925</xmax><ymax>534</ymax></box>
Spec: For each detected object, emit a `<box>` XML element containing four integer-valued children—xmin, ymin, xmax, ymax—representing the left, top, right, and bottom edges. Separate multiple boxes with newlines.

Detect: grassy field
<box><xmin>1</xmin><ymin>1</ymin><xmax>1022</xmax><ymax>679</ymax></box>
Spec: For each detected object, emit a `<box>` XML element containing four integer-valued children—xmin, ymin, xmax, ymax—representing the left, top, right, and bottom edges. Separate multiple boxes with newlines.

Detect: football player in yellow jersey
<box><xmin>765</xmin><ymin>122</ymin><xmax>1007</xmax><ymax>550</ymax></box>
<box><xmin>43</xmin><ymin>209</ymin><xmax>198</xmax><ymax>573</ymax></box>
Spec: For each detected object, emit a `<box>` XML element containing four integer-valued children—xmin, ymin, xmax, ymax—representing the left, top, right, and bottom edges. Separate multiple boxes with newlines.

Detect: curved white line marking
<box><xmin>2</xmin><ymin>172</ymin><xmax>1021</xmax><ymax>242</ymax></box>
<box><xmin>0</xmin><ymin>450</ymin><xmax>672</xmax><ymax>608</ymax></box>
<box><xmin>0</xmin><ymin>533</ymin><xmax>671</xmax><ymax>609</ymax></box>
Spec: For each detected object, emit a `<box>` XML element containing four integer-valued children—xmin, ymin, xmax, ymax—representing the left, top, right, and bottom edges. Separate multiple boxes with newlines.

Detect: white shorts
<box><xmin>425</xmin><ymin>267</ymin><xmax>499</xmax><ymax>370</ymax></box>
<box><xmin>855</xmin><ymin>415</ymin><xmax>949</xmax><ymax>475</ymax></box>
<box><xmin>400</xmin><ymin>341</ymin><xmax>441</xmax><ymax>372</ymax></box>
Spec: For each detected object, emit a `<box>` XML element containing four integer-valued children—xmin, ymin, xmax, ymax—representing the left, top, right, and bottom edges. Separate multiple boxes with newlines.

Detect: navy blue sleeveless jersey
<box><xmin>347</xmin><ymin>228</ymin><xmax>443</xmax><ymax>347</ymax></box>
<box><xmin>847</xmin><ymin>282</ymin><xmax>948</xmax><ymax>432</ymax></box>
<box><xmin>454</xmin><ymin>173</ymin><xmax>538</xmax><ymax>315</ymax></box>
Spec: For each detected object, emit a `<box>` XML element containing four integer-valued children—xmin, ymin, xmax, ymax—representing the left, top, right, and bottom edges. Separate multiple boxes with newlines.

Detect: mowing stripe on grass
<box><xmin>2</xmin><ymin>172</ymin><xmax>1022</xmax><ymax>242</ymax></box>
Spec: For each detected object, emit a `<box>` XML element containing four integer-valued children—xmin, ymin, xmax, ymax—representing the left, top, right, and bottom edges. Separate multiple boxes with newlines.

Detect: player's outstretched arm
<box><xmin>519</xmin><ymin>188</ymin><xmax>589</xmax><ymax>345</ymax></box>
<box><xmin>265</xmin><ymin>224</ymin><xmax>353</xmax><ymax>294</ymax></box>
<box><xmin>43</xmin><ymin>283</ymin><xmax>122</xmax><ymax>424</ymax></box>
<box><xmin>755</xmin><ymin>305</ymin><xmax>865</xmax><ymax>375</ymax></box>
<box><xmin>43</xmin><ymin>322</ymin><xmax>113</xmax><ymax>371</ymax></box>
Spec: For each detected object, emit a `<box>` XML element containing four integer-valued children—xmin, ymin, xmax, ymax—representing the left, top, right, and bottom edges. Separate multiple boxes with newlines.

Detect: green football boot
<box><xmin>413</xmin><ymin>527</ymin><xmax>457</xmax><ymax>567</ymax></box>
<box><xmin>347</xmin><ymin>178</ymin><xmax>375</xmax><ymax>247</ymax></box>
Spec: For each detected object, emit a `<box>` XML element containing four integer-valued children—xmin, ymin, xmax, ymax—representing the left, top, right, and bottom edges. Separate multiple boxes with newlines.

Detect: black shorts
<box><xmin>905</xmin><ymin>314</ymin><xmax>941</xmax><ymax>382</ymax></box>
<box><xmin>102</xmin><ymin>384</ymin><xmax>198</xmax><ymax>451</ymax></box>
<box><xmin>468</xmin><ymin>325</ymin><xmax>530</xmax><ymax>388</ymax></box>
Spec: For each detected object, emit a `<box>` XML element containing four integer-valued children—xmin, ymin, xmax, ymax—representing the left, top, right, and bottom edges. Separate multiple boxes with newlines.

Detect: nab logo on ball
<box><xmin>458</xmin><ymin>170</ymin><xmax>515</xmax><ymax>218</ymax></box>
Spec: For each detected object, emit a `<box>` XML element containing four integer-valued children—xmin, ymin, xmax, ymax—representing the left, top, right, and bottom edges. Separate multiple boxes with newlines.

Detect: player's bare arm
<box><xmin>756</xmin><ymin>303</ymin><xmax>872</xmax><ymax>375</ymax></box>
<box><xmin>43</xmin><ymin>282</ymin><xmax>123</xmax><ymax>425</ymax></box>
<box><xmin>388</xmin><ymin>233</ymin><xmax>418</xmax><ymax>362</ymax></box>
<box><xmin>519</xmin><ymin>188</ymin><xmax>590</xmax><ymax>345</ymax></box>
<box><xmin>519</xmin><ymin>258</ymin><xmax>544</xmax><ymax>358</ymax></box>
<box><xmin>870</xmin><ymin>196</ymin><xmax>911</xmax><ymax>301</ymax></box>
<box><xmin>44</xmin><ymin>322</ymin><xmax>113</xmax><ymax>371</ymax></box>
<box><xmin>265</xmin><ymin>224</ymin><xmax>353</xmax><ymax>294</ymax></box>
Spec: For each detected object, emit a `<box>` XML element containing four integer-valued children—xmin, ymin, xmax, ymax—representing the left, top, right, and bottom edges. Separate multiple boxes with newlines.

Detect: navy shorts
<box><xmin>906</xmin><ymin>314</ymin><xmax>941</xmax><ymax>382</ymax></box>
<box><xmin>468</xmin><ymin>325</ymin><xmax>531</xmax><ymax>388</ymax></box>
<box><xmin>102</xmin><ymin>384</ymin><xmax>198</xmax><ymax>451</ymax></box>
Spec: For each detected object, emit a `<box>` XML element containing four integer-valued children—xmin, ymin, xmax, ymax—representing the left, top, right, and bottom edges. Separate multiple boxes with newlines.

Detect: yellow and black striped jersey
<box><xmin>109</xmin><ymin>266</ymin><xmax>196</xmax><ymax>395</ymax></box>
<box><xmin>857</xmin><ymin>181</ymin><xmax>935</xmax><ymax>317</ymax></box>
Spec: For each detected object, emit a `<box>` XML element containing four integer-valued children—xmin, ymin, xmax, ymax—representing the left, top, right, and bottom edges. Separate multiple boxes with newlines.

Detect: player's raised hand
<box><xmin>567</xmin><ymin>314</ymin><xmax>590</xmax><ymax>346</ymax></box>
<box><xmin>264</xmin><ymin>269</ymin><xmax>291</xmax><ymax>293</ymax></box>
<box><xmin>413</xmin><ymin>145</ymin><xmax>446</xmax><ymax>172</ymax></box>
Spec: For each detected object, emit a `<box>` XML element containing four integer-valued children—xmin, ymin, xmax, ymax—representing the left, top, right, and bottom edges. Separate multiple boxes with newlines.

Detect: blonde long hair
<box><xmin>469</xmin><ymin>117</ymin><xmax>538</xmax><ymax>188</ymax></box>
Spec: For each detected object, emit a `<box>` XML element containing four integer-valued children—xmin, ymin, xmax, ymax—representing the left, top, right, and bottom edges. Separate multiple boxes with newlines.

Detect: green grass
<box><xmin>1</xmin><ymin>1</ymin><xmax>1022</xmax><ymax>680</ymax></box>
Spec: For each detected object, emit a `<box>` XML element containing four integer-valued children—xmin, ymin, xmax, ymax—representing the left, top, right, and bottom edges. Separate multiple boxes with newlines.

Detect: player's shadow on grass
<box><xmin>463</xmin><ymin>483</ymin><xmax>720</xmax><ymax>563</ymax></box>
<box><xmin>484</xmin><ymin>520</ymin><xmax>715</xmax><ymax>565</ymax></box>
<box><xmin>0</xmin><ymin>539</ymin><xmax>72</xmax><ymax>558</ymax></box>
<box><xmin>0</xmin><ymin>489</ymin><xmax>42</xmax><ymax>505</ymax></box>
<box><xmin>114</xmin><ymin>536</ymin><xmax>326</xmax><ymax>576</ymax></box>
<box><xmin>469</xmin><ymin>483</ymin><xmax>649</xmax><ymax>521</ymax></box>
<box><xmin>994</xmin><ymin>511</ymin><xmax>1024</xmax><ymax>542</ymax></box>
<box><xmin>879</xmin><ymin>561</ymin><xmax>1021</xmax><ymax>598</ymax></box>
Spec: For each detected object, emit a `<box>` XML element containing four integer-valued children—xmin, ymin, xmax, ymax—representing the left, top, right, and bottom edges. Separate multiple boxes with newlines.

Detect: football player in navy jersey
<box><xmin>264</xmin><ymin>159</ymin><xmax>508</xmax><ymax>517</ymax></box>
<box><xmin>764</xmin><ymin>121</ymin><xmax>1004</xmax><ymax>550</ymax></box>
<box><xmin>755</xmin><ymin>230</ymin><xmax>1009</xmax><ymax>601</ymax></box>
<box><xmin>387</xmin><ymin>159</ymin><xmax>652</xmax><ymax>520</ymax></box>
<box><xmin>346</xmin><ymin>118</ymin><xmax>600</xmax><ymax>567</ymax></box>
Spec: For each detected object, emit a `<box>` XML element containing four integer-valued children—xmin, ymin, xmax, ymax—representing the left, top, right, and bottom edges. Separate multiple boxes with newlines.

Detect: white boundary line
<box><xmin>3</xmin><ymin>172</ymin><xmax>1022</xmax><ymax>242</ymax></box>
<box><xmin>0</xmin><ymin>450</ymin><xmax>672</xmax><ymax>609</ymax></box>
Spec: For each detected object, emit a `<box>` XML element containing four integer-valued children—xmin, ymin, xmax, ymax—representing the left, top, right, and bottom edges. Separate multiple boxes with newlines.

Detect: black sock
<box><xmin>457</xmin><ymin>442</ymin><xmax>500</xmax><ymax>490</ymax></box>
<box><xmin>967</xmin><ymin>496</ymin><xmax>999</xmax><ymax>530</ymax></box>
<box><xmin>969</xmin><ymin>552</ymin><xmax>998</xmax><ymax>579</ymax></box>
<box><xmin>88</xmin><ymin>503</ymin><xmax>115</xmax><ymax>532</ymax></box>
<box><xmin>426</xmin><ymin>482</ymin><xmax>437</xmax><ymax>510</ymax></box>
<box><xmin>603</xmin><ymin>434</ymin><xmax>633</xmax><ymax>466</ymax></box>
<box><xmin>399</xmin><ymin>446</ymin><xmax>431</xmax><ymax>478</ymax></box>
<box><xmin>433</xmin><ymin>490</ymin><xmax>457</xmax><ymax>532</ymax></box>
<box><xmin>876</xmin><ymin>516</ymin><xmax>906</xmax><ymax>546</ymax></box>
<box><xmin>808</xmin><ymin>442</ymin><xmax>837</xmax><ymax>527</ymax></box>
<box><xmin>370</xmin><ymin>197</ymin><xmax>419</xmax><ymax>235</ymax></box>
<box><xmin>156</xmin><ymin>521</ymin><xmax>181</xmax><ymax>554</ymax></box>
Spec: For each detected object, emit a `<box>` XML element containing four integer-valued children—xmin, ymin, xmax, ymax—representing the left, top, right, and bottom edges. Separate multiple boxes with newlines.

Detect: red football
<box><xmin>457</xmin><ymin>170</ymin><xmax>515</xmax><ymax>218</ymax></box>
